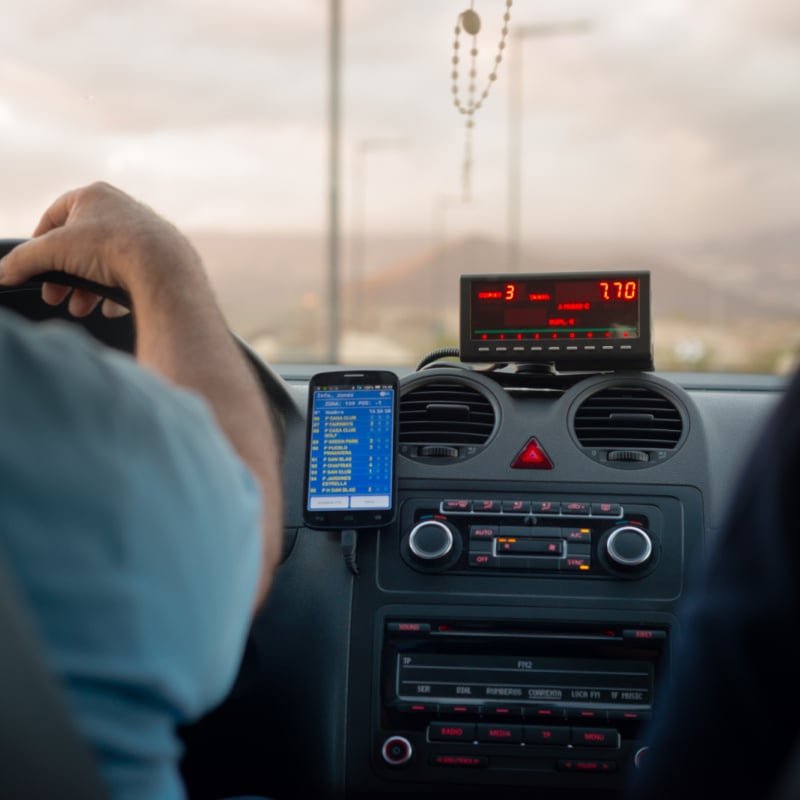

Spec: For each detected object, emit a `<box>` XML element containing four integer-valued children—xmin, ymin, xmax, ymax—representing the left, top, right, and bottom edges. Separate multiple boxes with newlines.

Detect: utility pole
<box><xmin>350</xmin><ymin>138</ymin><xmax>407</xmax><ymax>330</ymax></box>
<box><xmin>507</xmin><ymin>20</ymin><xmax>593</xmax><ymax>272</ymax></box>
<box><xmin>327</xmin><ymin>0</ymin><xmax>342</xmax><ymax>362</ymax></box>
<box><xmin>429</xmin><ymin>194</ymin><xmax>464</xmax><ymax>343</ymax></box>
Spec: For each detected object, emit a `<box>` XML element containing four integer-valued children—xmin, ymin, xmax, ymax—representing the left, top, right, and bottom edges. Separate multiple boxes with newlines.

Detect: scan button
<box><xmin>559</xmin><ymin>759</ymin><xmax>617</xmax><ymax>773</ymax></box>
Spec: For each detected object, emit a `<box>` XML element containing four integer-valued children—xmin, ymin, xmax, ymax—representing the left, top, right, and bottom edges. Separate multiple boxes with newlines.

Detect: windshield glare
<box><xmin>3</xmin><ymin>1</ymin><xmax>798</xmax><ymax>373</ymax></box>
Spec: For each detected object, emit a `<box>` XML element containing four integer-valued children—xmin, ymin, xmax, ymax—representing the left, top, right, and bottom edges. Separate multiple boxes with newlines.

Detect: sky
<box><xmin>1</xmin><ymin>0</ymin><xmax>799</xmax><ymax>244</ymax></box>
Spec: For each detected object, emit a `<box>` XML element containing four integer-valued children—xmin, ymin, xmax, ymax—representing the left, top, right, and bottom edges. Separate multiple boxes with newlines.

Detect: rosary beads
<box><xmin>450</xmin><ymin>0</ymin><xmax>513</xmax><ymax>201</ymax></box>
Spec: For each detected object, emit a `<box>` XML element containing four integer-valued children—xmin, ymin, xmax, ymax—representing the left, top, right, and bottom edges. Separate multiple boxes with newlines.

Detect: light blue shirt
<box><xmin>0</xmin><ymin>310</ymin><xmax>263</xmax><ymax>799</ymax></box>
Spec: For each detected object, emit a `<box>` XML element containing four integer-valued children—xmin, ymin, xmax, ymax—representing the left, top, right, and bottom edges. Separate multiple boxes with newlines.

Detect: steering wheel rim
<box><xmin>0</xmin><ymin>238</ymin><xmax>300</xmax><ymax>437</ymax></box>
<box><xmin>0</xmin><ymin>238</ymin><xmax>132</xmax><ymax>309</ymax></box>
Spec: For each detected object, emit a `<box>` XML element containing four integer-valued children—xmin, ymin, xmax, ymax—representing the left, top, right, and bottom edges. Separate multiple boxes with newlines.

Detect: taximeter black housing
<box><xmin>460</xmin><ymin>271</ymin><xmax>653</xmax><ymax>371</ymax></box>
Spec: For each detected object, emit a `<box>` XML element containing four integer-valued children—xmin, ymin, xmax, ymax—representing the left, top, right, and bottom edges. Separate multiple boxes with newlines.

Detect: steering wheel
<box><xmin>0</xmin><ymin>238</ymin><xmax>300</xmax><ymax>431</ymax></box>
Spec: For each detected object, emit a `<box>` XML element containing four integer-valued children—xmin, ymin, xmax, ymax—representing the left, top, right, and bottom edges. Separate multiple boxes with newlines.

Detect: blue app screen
<box><xmin>307</xmin><ymin>383</ymin><xmax>395</xmax><ymax>512</ymax></box>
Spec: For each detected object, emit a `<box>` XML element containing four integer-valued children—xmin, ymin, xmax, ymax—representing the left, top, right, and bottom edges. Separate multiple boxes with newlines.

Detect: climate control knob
<box><xmin>408</xmin><ymin>520</ymin><xmax>455</xmax><ymax>562</ymax></box>
<box><xmin>605</xmin><ymin>525</ymin><xmax>653</xmax><ymax>568</ymax></box>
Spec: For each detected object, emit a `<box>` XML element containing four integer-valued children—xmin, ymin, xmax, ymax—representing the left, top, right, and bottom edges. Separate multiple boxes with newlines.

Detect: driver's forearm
<box><xmin>129</xmin><ymin>265</ymin><xmax>283</xmax><ymax>604</ymax></box>
<box><xmin>0</xmin><ymin>182</ymin><xmax>282</xmax><ymax>602</ymax></box>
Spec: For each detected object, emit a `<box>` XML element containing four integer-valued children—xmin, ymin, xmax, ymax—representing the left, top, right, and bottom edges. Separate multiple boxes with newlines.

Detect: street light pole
<box><xmin>350</xmin><ymin>138</ymin><xmax>407</xmax><ymax>330</ymax></box>
<box><xmin>507</xmin><ymin>20</ymin><xmax>592</xmax><ymax>272</ymax></box>
<box><xmin>429</xmin><ymin>194</ymin><xmax>464</xmax><ymax>343</ymax></box>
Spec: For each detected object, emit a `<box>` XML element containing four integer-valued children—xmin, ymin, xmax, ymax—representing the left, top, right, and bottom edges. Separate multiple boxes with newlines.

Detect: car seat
<box><xmin>0</xmin><ymin>552</ymin><xmax>108</xmax><ymax>799</ymax></box>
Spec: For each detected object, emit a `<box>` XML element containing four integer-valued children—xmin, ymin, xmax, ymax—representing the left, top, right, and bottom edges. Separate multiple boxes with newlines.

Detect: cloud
<box><xmin>0</xmin><ymin>0</ymin><xmax>797</xmax><ymax>243</ymax></box>
<box><xmin>456</xmin><ymin>0</ymin><xmax>800</xmax><ymax>240</ymax></box>
<box><xmin>0</xmin><ymin>1</ymin><xmax>327</xmax><ymax>132</ymax></box>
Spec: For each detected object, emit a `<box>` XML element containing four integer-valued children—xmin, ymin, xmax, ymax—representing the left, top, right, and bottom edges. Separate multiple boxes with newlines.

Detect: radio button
<box><xmin>502</xmin><ymin>500</ymin><xmax>530</xmax><ymax>515</ymax></box>
<box><xmin>474</xmin><ymin>499</ymin><xmax>502</xmax><ymax>513</ymax></box>
<box><xmin>470</xmin><ymin>525</ymin><xmax>498</xmax><ymax>540</ymax></box>
<box><xmin>477</xmin><ymin>724</ymin><xmax>522</xmax><ymax>743</ymax></box>
<box><xmin>570</xmin><ymin>728</ymin><xmax>621</xmax><ymax>749</ymax></box>
<box><xmin>531</xmin><ymin>501</ymin><xmax>561</xmax><ymax>515</ymax></box>
<box><xmin>429</xmin><ymin>722</ymin><xmax>476</xmax><ymax>742</ymax></box>
<box><xmin>442</xmin><ymin>499</ymin><xmax>472</xmax><ymax>513</ymax></box>
<box><xmin>430</xmin><ymin>754</ymin><xmax>488</xmax><ymax>769</ymax></box>
<box><xmin>558</xmin><ymin>759</ymin><xmax>617</xmax><ymax>773</ymax></box>
<box><xmin>524</xmin><ymin>725</ymin><xmax>570</xmax><ymax>746</ymax></box>
<box><xmin>592</xmin><ymin>503</ymin><xmax>622</xmax><ymax>517</ymax></box>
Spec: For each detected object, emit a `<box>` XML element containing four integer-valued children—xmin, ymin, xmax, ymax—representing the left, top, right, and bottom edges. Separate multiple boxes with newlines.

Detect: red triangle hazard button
<box><xmin>511</xmin><ymin>438</ymin><xmax>553</xmax><ymax>470</ymax></box>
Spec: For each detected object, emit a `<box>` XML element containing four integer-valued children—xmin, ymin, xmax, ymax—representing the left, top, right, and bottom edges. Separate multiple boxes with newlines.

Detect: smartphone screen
<box><xmin>303</xmin><ymin>370</ymin><xmax>398</xmax><ymax>529</ymax></box>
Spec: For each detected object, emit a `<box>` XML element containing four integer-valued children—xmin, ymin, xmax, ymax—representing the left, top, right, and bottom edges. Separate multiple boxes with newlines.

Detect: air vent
<box><xmin>572</xmin><ymin>384</ymin><xmax>684</xmax><ymax>466</ymax></box>
<box><xmin>400</xmin><ymin>379</ymin><xmax>497</xmax><ymax>461</ymax></box>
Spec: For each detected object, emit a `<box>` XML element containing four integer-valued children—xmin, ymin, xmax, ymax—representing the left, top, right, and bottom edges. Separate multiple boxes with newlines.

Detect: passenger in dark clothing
<box><xmin>628</xmin><ymin>367</ymin><xmax>800</xmax><ymax>798</ymax></box>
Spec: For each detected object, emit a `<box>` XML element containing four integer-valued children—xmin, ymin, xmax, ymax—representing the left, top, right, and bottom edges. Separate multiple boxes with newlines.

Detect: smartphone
<box><xmin>303</xmin><ymin>370</ymin><xmax>399</xmax><ymax>529</ymax></box>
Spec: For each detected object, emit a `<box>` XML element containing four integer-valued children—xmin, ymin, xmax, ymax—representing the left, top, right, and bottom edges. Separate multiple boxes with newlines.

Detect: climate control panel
<box><xmin>399</xmin><ymin>495</ymin><xmax>661</xmax><ymax>580</ymax></box>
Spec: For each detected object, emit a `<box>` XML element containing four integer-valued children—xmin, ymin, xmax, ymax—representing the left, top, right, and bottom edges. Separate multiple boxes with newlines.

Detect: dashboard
<box><xmin>179</xmin><ymin>359</ymin><xmax>783</xmax><ymax>799</ymax></box>
<box><xmin>0</xmin><ymin>263</ymin><xmax>787</xmax><ymax>799</ymax></box>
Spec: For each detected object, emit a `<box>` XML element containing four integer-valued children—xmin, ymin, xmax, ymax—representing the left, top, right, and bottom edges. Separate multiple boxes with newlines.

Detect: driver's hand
<box><xmin>0</xmin><ymin>182</ymin><xmax>202</xmax><ymax>318</ymax></box>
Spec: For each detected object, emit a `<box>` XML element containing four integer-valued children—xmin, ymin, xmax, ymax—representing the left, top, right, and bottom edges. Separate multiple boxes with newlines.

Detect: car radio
<box><xmin>374</xmin><ymin>610</ymin><xmax>669</xmax><ymax>791</ymax></box>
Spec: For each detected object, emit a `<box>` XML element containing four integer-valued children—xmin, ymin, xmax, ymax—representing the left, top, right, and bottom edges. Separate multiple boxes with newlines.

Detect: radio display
<box><xmin>382</xmin><ymin>618</ymin><xmax>667</xmax><ymax>720</ymax></box>
<box><xmin>397</xmin><ymin>653</ymin><xmax>652</xmax><ymax>707</ymax></box>
<box><xmin>460</xmin><ymin>271</ymin><xmax>653</xmax><ymax>369</ymax></box>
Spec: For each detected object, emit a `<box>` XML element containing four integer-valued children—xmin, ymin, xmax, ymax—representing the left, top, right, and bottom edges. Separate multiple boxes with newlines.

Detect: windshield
<box><xmin>3</xmin><ymin>1</ymin><xmax>798</xmax><ymax>372</ymax></box>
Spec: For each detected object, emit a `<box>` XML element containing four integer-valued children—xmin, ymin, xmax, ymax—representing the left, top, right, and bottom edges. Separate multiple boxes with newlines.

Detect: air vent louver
<box><xmin>573</xmin><ymin>385</ymin><xmax>683</xmax><ymax>450</ymax></box>
<box><xmin>400</xmin><ymin>380</ymin><xmax>496</xmax><ymax>459</ymax></box>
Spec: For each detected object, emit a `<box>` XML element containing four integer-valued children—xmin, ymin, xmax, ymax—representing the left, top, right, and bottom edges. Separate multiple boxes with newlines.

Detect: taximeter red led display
<box><xmin>459</xmin><ymin>272</ymin><xmax>653</xmax><ymax>370</ymax></box>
